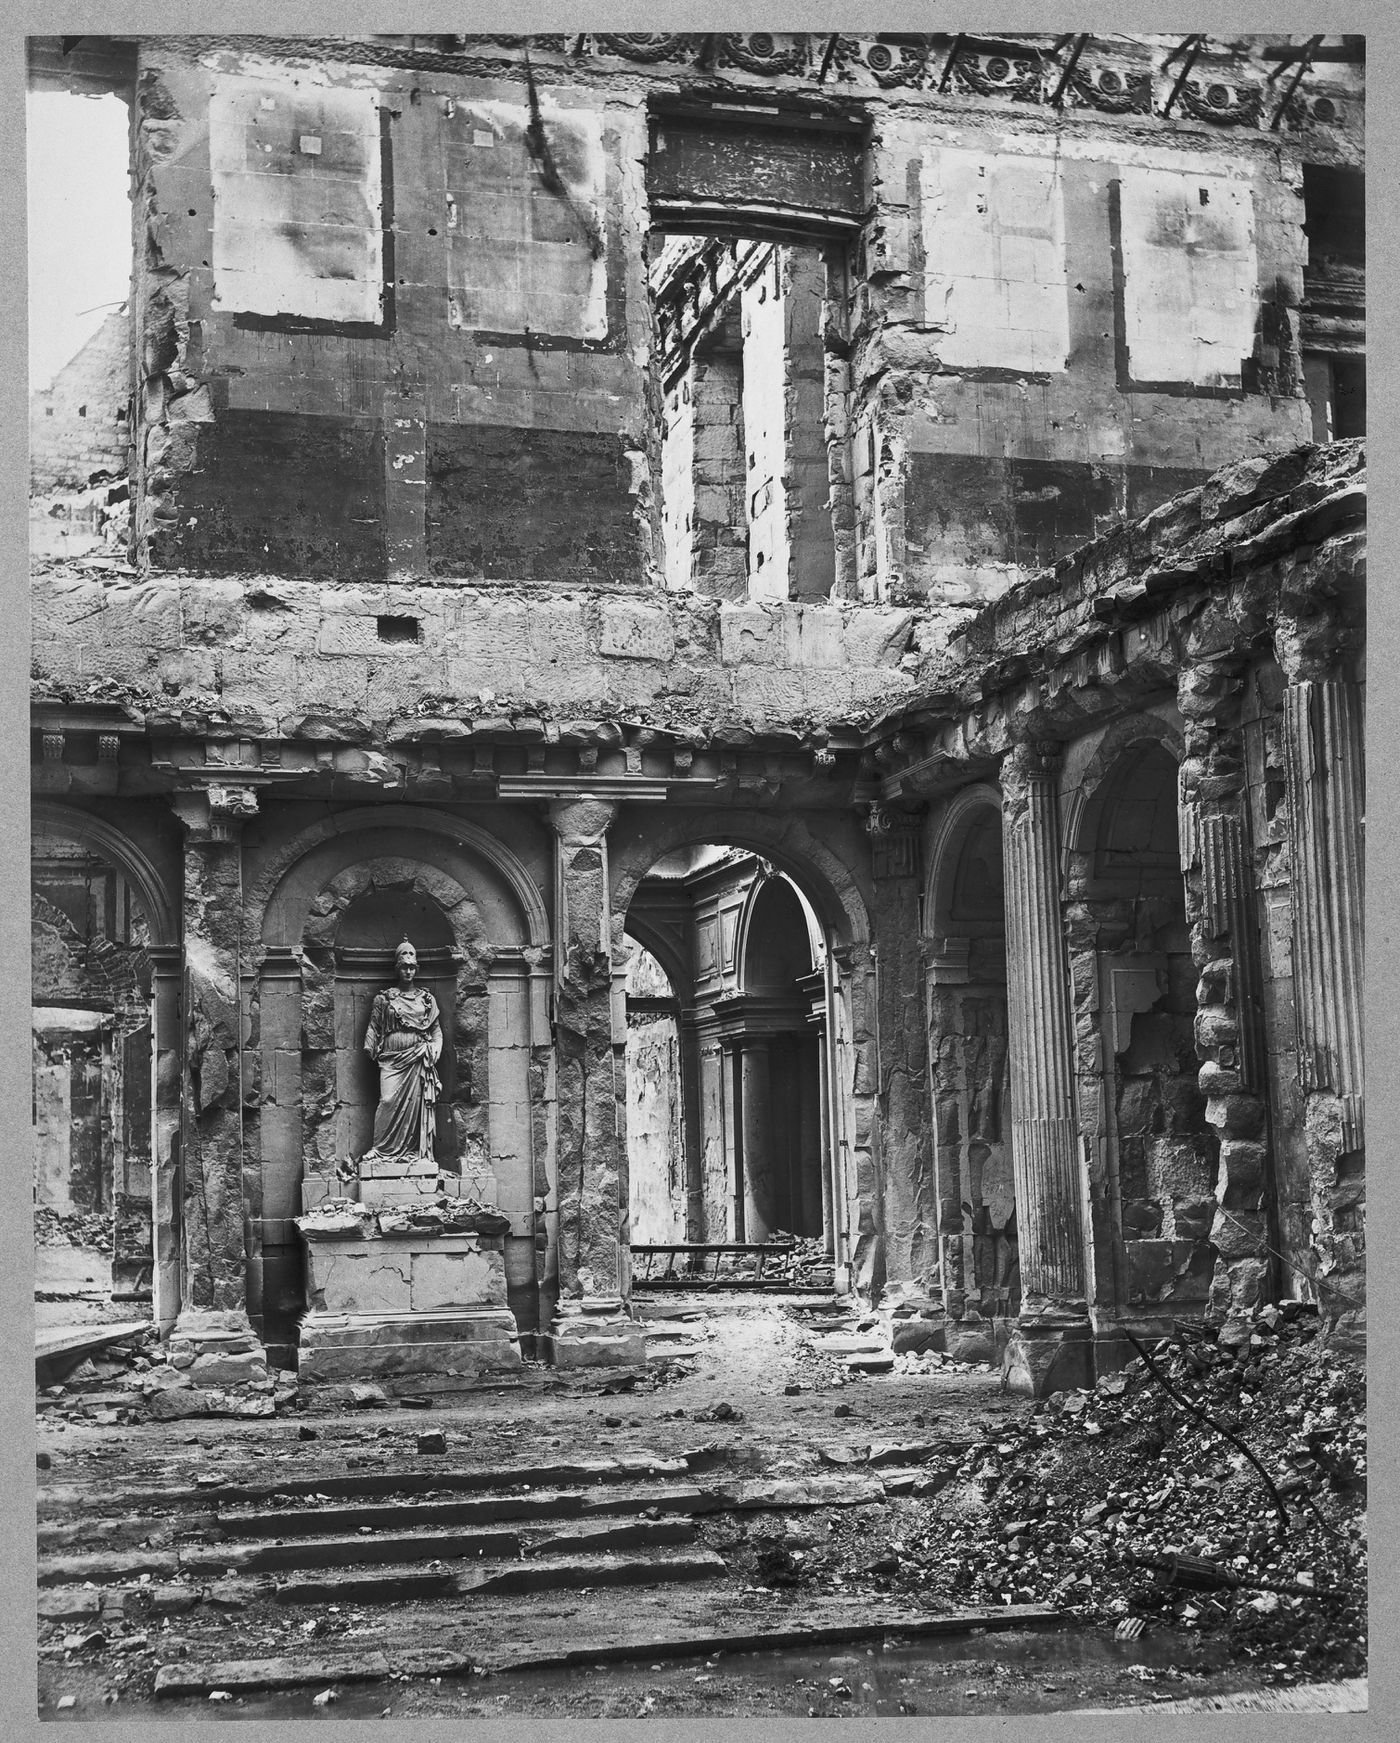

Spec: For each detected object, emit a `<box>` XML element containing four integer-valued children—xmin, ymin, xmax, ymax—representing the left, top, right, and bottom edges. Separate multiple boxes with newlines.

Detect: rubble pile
<box><xmin>892</xmin><ymin>1348</ymin><xmax>995</xmax><ymax>1378</ymax></box>
<box><xmin>922</xmin><ymin>1304</ymin><xmax>1366</xmax><ymax>1683</ymax></box>
<box><xmin>35</xmin><ymin>1207</ymin><xmax>114</xmax><ymax>1255</ymax></box>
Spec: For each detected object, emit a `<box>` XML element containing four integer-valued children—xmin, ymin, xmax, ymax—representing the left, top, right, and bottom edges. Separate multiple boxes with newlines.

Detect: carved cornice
<box><xmin>136</xmin><ymin>34</ymin><xmax>1359</xmax><ymax>139</ymax></box>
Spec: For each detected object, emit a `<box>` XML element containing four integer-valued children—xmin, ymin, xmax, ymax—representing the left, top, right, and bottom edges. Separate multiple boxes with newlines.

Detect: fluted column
<box><xmin>1282</xmin><ymin>679</ymin><xmax>1364</xmax><ymax>1151</ymax></box>
<box><xmin>1000</xmin><ymin>741</ymin><xmax>1085</xmax><ymax>1310</ymax></box>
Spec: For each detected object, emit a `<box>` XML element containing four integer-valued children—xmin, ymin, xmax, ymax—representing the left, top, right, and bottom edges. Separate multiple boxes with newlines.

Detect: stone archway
<box><xmin>924</xmin><ymin>784</ymin><xmax>1017</xmax><ymax>1355</ymax></box>
<box><xmin>31</xmin><ymin>804</ymin><xmax>179</xmax><ymax>1316</ymax></box>
<box><xmin>610</xmin><ymin>808</ymin><xmax>874</xmax><ymax>1291</ymax></box>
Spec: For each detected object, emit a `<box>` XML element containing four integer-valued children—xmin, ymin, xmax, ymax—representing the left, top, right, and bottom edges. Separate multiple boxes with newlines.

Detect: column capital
<box><xmin>1001</xmin><ymin>738</ymin><xmax>1063</xmax><ymax>781</ymax></box>
<box><xmin>864</xmin><ymin>802</ymin><xmax>922</xmax><ymax>880</ymax></box>
<box><xmin>546</xmin><ymin>796</ymin><xmax>617</xmax><ymax>846</ymax></box>
<box><xmin>171</xmin><ymin>782</ymin><xmax>260</xmax><ymax>843</ymax></box>
<box><xmin>1274</xmin><ymin>600</ymin><xmax>1363</xmax><ymax>687</ymax></box>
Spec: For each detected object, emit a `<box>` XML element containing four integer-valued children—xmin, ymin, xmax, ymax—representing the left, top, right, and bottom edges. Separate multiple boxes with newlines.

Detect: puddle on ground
<box><xmin>69</xmin><ymin>1624</ymin><xmax>1263</xmax><ymax>1721</ymax></box>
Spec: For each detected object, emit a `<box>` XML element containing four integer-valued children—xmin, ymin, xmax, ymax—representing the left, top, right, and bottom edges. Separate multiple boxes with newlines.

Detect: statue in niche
<box><xmin>360</xmin><ymin>938</ymin><xmax>443</xmax><ymax>1169</ymax></box>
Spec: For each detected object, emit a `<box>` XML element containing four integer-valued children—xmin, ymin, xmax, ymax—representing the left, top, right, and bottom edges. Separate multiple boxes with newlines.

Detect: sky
<box><xmin>27</xmin><ymin>91</ymin><xmax>133</xmax><ymax>393</ymax></box>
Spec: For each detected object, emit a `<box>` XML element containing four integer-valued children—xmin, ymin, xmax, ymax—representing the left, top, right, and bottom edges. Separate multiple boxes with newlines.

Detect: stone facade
<box><xmin>29</xmin><ymin>33</ymin><xmax>1364</xmax><ymax>1396</ymax></box>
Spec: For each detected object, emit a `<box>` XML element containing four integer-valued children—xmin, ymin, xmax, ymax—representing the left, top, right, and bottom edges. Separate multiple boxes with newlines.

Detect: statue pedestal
<box><xmin>297</xmin><ymin>1215</ymin><xmax>522</xmax><ymax>1394</ymax></box>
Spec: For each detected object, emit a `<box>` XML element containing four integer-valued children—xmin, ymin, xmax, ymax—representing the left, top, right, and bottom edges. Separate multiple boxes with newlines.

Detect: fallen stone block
<box><xmin>891</xmin><ymin>1321</ymin><xmax>947</xmax><ymax>1356</ymax></box>
<box><xmin>190</xmin><ymin>1352</ymin><xmax>268</xmax><ymax>1388</ymax></box>
<box><xmin>147</xmin><ymin>1389</ymin><xmax>212</xmax><ymax>1422</ymax></box>
<box><xmin>845</xmin><ymin>1351</ymin><xmax>896</xmax><ymax>1374</ymax></box>
<box><xmin>38</xmin><ymin>1591</ymin><xmax>103</xmax><ymax>1623</ymax></box>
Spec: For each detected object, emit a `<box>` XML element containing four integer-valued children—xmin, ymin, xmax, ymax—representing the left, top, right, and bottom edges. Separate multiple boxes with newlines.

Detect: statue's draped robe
<box><xmin>362</xmin><ymin>985</ymin><xmax>442</xmax><ymax>1164</ymax></box>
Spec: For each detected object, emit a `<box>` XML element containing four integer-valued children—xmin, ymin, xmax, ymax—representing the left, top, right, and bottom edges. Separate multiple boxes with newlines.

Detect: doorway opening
<box><xmin>623</xmin><ymin>844</ymin><xmax>838</xmax><ymax>1291</ymax></box>
<box><xmin>650</xmin><ymin>233</ymin><xmax>848</xmax><ymax>603</ymax></box>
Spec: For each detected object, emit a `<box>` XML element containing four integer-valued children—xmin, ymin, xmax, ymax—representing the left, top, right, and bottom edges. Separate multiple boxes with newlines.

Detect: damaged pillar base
<box><xmin>1001</xmin><ymin>1308</ymin><xmax>1093</xmax><ymax>1397</ymax></box>
<box><xmin>154</xmin><ymin>1306</ymin><xmax>281</xmax><ymax>1418</ymax></box>
<box><xmin>545</xmin><ymin>1297</ymin><xmax>647</xmax><ymax>1370</ymax></box>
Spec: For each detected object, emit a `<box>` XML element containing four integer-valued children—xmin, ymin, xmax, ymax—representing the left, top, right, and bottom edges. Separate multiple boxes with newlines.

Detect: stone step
<box><xmin>213</xmin><ymin>1480</ymin><xmax>712</xmax><ymax>1540</ymax></box>
<box><xmin>270</xmin><ymin>1547</ymin><xmax>727</xmax><ymax>1606</ymax></box>
<box><xmin>38</xmin><ymin>1514</ymin><xmax>697</xmax><ymax>1585</ymax></box>
<box><xmin>150</xmin><ymin>1601</ymin><xmax>1062</xmax><ymax>1698</ymax></box>
<box><xmin>36</xmin><ymin>1450</ymin><xmax>691</xmax><ymax>1518</ymax></box>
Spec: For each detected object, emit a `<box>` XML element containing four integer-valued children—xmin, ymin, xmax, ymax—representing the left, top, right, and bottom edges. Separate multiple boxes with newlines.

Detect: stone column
<box><xmin>1000</xmin><ymin>742</ymin><xmax>1091</xmax><ymax>1392</ymax></box>
<box><xmin>1178</xmin><ymin>659</ymin><xmax>1278</xmax><ymax>1343</ymax></box>
<box><xmin>148</xmin><ymin>944</ymin><xmax>183</xmax><ymax>1334</ymax></box>
<box><xmin>866</xmin><ymin>803</ymin><xmax>936</xmax><ymax>1301</ymax></box>
<box><xmin>1277</xmin><ymin>649</ymin><xmax>1365</xmax><ymax>1346</ymax></box>
<box><xmin>163</xmin><ymin>785</ymin><xmax>275</xmax><ymax>1413</ymax></box>
<box><xmin>678</xmin><ymin>1010</ymin><xmax>706</xmax><ymax>1244</ymax></box>
<box><xmin>721</xmin><ymin>1039</ymin><xmax>746</xmax><ymax>1240</ymax></box>
<box><xmin>740</xmin><ymin>1039</ymin><xmax>774</xmax><ymax>1244</ymax></box>
<box><xmin>545</xmin><ymin>798</ymin><xmax>644</xmax><ymax>1367</ymax></box>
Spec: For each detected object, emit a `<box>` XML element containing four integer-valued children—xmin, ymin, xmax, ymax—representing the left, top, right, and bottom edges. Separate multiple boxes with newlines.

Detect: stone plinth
<box><xmin>1001</xmin><ymin>1311</ymin><xmax>1093</xmax><ymax>1396</ymax></box>
<box><xmin>297</xmin><ymin>1211</ymin><xmax>521</xmax><ymax>1390</ymax></box>
<box><xmin>298</xmin><ymin>1309</ymin><xmax>523</xmax><ymax>1393</ymax></box>
<box><xmin>545</xmin><ymin>1298</ymin><xmax>647</xmax><ymax>1370</ymax></box>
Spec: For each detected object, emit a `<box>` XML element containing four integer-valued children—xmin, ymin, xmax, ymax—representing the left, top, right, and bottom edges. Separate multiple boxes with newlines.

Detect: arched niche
<box><xmin>923</xmin><ymin>784</ymin><xmax>1017</xmax><ymax>1328</ymax></box>
<box><xmin>249</xmin><ymin>818</ymin><xmax>552</xmax><ymax>1350</ymax></box>
<box><xmin>285</xmin><ymin>855</ymin><xmax>490</xmax><ymax>1182</ymax></box>
<box><xmin>737</xmin><ymin>874</ymin><xmax>820</xmax><ymax>994</ymax></box>
<box><xmin>257</xmin><ymin>818</ymin><xmax>540</xmax><ymax>958</ymax></box>
<box><xmin>1064</xmin><ymin>724</ymin><xmax>1215</xmax><ymax>1320</ymax></box>
<box><xmin>1064</xmin><ymin>715</ymin><xmax>1185</xmax><ymax>894</ymax></box>
<box><xmin>734</xmin><ymin>873</ymin><xmax>825</xmax><ymax>1243</ymax></box>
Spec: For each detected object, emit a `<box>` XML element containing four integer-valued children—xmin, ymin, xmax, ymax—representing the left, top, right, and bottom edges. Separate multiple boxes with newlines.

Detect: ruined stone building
<box><xmin>29</xmin><ymin>33</ymin><xmax>1365</xmax><ymax>1402</ymax></box>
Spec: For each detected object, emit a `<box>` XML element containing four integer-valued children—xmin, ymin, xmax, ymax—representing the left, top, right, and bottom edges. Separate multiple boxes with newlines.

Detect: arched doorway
<box><xmin>926</xmin><ymin>789</ymin><xmax>1018</xmax><ymax>1354</ymax></box>
<box><xmin>31</xmin><ymin>806</ymin><xmax>177</xmax><ymax>1322</ymax></box>
<box><xmin>733</xmin><ymin>873</ymin><xmax>826</xmax><ymax>1245</ymax></box>
<box><xmin>614</xmin><ymin>820</ymin><xmax>870</xmax><ymax>1291</ymax></box>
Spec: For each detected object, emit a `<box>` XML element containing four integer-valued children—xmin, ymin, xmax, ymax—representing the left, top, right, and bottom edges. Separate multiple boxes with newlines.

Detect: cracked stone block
<box><xmin>303</xmin><ymin>1234</ymin><xmax>506</xmax><ymax>1315</ymax></box>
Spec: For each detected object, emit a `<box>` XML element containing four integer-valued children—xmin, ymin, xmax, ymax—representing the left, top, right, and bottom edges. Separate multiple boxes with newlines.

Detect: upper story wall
<box><xmin>105</xmin><ymin>34</ymin><xmax>1362</xmax><ymax>604</ymax></box>
<box><xmin>132</xmin><ymin>41</ymin><xmax>653</xmax><ymax>584</ymax></box>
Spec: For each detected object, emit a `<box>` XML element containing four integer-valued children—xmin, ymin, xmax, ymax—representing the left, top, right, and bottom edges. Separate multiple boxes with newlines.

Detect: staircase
<box><xmin>38</xmin><ymin>1438</ymin><xmax>1053</xmax><ymax>1703</ymax></box>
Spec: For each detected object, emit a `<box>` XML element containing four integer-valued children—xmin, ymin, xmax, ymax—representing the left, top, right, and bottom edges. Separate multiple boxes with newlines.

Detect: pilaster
<box><xmin>162</xmin><ymin>784</ymin><xmax>278</xmax><ymax>1415</ymax></box>
<box><xmin>865</xmin><ymin>802</ymin><xmax>937</xmax><ymax>1300</ymax></box>
<box><xmin>1178</xmin><ymin>659</ymin><xmax>1277</xmax><ymax>1341</ymax></box>
<box><xmin>544</xmin><ymin>798</ymin><xmax>645</xmax><ymax>1368</ymax></box>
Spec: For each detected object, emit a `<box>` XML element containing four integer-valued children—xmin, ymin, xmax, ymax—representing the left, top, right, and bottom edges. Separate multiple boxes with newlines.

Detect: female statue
<box><xmin>360</xmin><ymin>939</ymin><xmax>443</xmax><ymax>1167</ymax></box>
